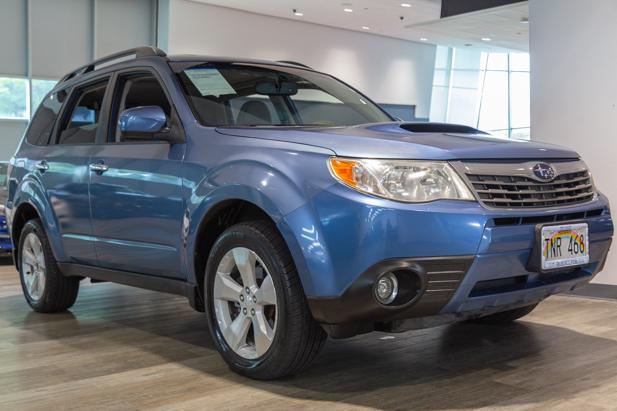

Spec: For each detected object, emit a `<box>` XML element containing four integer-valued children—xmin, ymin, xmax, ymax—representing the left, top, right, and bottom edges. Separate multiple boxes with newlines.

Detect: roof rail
<box><xmin>276</xmin><ymin>60</ymin><xmax>312</xmax><ymax>69</ymax></box>
<box><xmin>59</xmin><ymin>46</ymin><xmax>167</xmax><ymax>83</ymax></box>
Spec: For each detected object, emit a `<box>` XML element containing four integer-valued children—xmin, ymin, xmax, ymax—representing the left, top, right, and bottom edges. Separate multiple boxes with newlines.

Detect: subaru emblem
<box><xmin>532</xmin><ymin>163</ymin><xmax>556</xmax><ymax>181</ymax></box>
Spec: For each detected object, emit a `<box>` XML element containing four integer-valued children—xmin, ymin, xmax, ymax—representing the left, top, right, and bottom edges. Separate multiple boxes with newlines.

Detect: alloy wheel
<box><xmin>21</xmin><ymin>233</ymin><xmax>46</xmax><ymax>302</ymax></box>
<box><xmin>213</xmin><ymin>247</ymin><xmax>278</xmax><ymax>359</ymax></box>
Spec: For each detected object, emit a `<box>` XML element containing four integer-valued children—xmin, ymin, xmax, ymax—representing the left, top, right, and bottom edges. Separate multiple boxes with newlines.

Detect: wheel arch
<box><xmin>10</xmin><ymin>202</ymin><xmax>42</xmax><ymax>270</ymax></box>
<box><xmin>188</xmin><ymin>195</ymin><xmax>313</xmax><ymax>312</ymax></box>
<box><xmin>10</xmin><ymin>177</ymin><xmax>64</xmax><ymax>271</ymax></box>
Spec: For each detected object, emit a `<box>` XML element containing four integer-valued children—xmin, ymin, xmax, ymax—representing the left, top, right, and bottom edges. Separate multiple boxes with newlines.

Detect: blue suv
<box><xmin>6</xmin><ymin>47</ymin><xmax>613</xmax><ymax>379</ymax></box>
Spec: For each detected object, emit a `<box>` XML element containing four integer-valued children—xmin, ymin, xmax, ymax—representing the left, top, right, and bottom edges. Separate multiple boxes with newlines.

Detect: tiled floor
<box><xmin>1</xmin><ymin>259</ymin><xmax>617</xmax><ymax>410</ymax></box>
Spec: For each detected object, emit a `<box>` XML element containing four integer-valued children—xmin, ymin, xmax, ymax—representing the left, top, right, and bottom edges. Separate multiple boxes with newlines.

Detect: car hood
<box><xmin>215</xmin><ymin>122</ymin><xmax>579</xmax><ymax>160</ymax></box>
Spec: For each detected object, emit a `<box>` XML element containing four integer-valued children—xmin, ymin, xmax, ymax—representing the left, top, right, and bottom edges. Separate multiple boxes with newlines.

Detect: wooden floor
<box><xmin>1</xmin><ymin>259</ymin><xmax>617</xmax><ymax>411</ymax></box>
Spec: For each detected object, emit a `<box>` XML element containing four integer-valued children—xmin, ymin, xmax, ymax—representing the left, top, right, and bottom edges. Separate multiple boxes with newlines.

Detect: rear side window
<box><xmin>25</xmin><ymin>91</ymin><xmax>65</xmax><ymax>146</ymax></box>
<box><xmin>57</xmin><ymin>80</ymin><xmax>108</xmax><ymax>145</ymax></box>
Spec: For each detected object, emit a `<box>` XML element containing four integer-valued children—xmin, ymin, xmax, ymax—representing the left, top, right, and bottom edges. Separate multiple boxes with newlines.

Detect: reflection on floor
<box><xmin>1</xmin><ymin>258</ymin><xmax>617</xmax><ymax>410</ymax></box>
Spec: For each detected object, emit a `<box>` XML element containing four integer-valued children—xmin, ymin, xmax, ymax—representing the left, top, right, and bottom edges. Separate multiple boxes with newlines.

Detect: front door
<box><xmin>89</xmin><ymin>71</ymin><xmax>186</xmax><ymax>279</ymax></box>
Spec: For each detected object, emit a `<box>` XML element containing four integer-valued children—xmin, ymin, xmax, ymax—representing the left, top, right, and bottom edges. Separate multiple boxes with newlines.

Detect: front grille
<box><xmin>466</xmin><ymin>169</ymin><xmax>595</xmax><ymax>208</ymax></box>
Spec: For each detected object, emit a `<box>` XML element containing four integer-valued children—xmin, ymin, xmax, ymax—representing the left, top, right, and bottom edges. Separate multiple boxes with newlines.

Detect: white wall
<box><xmin>530</xmin><ymin>0</ymin><xmax>617</xmax><ymax>285</ymax></box>
<box><xmin>167</xmin><ymin>1</ymin><xmax>437</xmax><ymax>117</ymax></box>
<box><xmin>0</xmin><ymin>0</ymin><xmax>157</xmax><ymax>161</ymax></box>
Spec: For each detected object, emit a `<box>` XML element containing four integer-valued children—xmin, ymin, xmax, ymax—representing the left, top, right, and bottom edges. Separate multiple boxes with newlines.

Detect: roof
<box><xmin>57</xmin><ymin>47</ymin><xmax>315</xmax><ymax>88</ymax></box>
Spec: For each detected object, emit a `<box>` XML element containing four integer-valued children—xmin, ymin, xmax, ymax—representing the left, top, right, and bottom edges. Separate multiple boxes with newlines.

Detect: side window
<box><xmin>57</xmin><ymin>80</ymin><xmax>108</xmax><ymax>145</ymax></box>
<box><xmin>110</xmin><ymin>73</ymin><xmax>171</xmax><ymax>142</ymax></box>
<box><xmin>25</xmin><ymin>91</ymin><xmax>65</xmax><ymax>145</ymax></box>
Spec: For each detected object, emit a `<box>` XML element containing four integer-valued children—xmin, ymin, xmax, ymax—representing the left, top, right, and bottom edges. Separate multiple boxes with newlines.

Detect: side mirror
<box><xmin>119</xmin><ymin>106</ymin><xmax>179</xmax><ymax>142</ymax></box>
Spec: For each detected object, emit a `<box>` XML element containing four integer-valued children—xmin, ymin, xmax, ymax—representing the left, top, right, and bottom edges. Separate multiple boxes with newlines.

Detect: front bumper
<box><xmin>284</xmin><ymin>185</ymin><xmax>613</xmax><ymax>336</ymax></box>
<box><xmin>308</xmin><ymin>239</ymin><xmax>610</xmax><ymax>334</ymax></box>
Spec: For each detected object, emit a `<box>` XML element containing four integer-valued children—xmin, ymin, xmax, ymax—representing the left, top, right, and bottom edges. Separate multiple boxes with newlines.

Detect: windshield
<box><xmin>175</xmin><ymin>63</ymin><xmax>392</xmax><ymax>127</ymax></box>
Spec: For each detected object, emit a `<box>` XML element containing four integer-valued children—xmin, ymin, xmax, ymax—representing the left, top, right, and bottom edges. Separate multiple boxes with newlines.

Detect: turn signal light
<box><xmin>328</xmin><ymin>158</ymin><xmax>358</xmax><ymax>188</ymax></box>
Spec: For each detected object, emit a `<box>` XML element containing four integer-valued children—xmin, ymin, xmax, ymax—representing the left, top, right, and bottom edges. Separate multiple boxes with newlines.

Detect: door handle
<box><xmin>89</xmin><ymin>162</ymin><xmax>109</xmax><ymax>174</ymax></box>
<box><xmin>35</xmin><ymin>161</ymin><xmax>49</xmax><ymax>172</ymax></box>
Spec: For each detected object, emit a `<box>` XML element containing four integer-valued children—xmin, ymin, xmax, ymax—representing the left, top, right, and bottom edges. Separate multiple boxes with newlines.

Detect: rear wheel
<box><xmin>469</xmin><ymin>303</ymin><xmax>539</xmax><ymax>324</ymax></box>
<box><xmin>205</xmin><ymin>221</ymin><xmax>326</xmax><ymax>380</ymax></box>
<box><xmin>18</xmin><ymin>219</ymin><xmax>80</xmax><ymax>313</ymax></box>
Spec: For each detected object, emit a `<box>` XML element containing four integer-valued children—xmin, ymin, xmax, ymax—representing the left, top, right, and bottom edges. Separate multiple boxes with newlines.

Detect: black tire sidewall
<box><xmin>204</xmin><ymin>224</ymin><xmax>292</xmax><ymax>374</ymax></box>
<box><xmin>18</xmin><ymin>220</ymin><xmax>53</xmax><ymax>310</ymax></box>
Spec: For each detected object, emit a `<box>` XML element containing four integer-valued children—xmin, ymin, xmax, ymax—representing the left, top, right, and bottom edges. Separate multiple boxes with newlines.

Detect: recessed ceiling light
<box><xmin>344</xmin><ymin>8</ymin><xmax>353</xmax><ymax>12</ymax></box>
<box><xmin>362</xmin><ymin>26</ymin><xmax>370</xmax><ymax>30</ymax></box>
<box><xmin>420</xmin><ymin>37</ymin><xmax>428</xmax><ymax>41</ymax></box>
<box><xmin>481</xmin><ymin>37</ymin><xmax>492</xmax><ymax>42</ymax></box>
<box><xmin>401</xmin><ymin>3</ymin><xmax>411</xmax><ymax>7</ymax></box>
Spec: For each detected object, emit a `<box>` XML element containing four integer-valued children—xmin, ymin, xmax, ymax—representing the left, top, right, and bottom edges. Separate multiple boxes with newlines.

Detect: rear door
<box><xmin>28</xmin><ymin>79</ymin><xmax>111</xmax><ymax>264</ymax></box>
<box><xmin>88</xmin><ymin>68</ymin><xmax>186</xmax><ymax>279</ymax></box>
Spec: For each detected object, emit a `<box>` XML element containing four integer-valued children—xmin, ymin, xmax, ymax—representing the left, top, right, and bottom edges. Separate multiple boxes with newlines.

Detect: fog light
<box><xmin>374</xmin><ymin>272</ymin><xmax>398</xmax><ymax>305</ymax></box>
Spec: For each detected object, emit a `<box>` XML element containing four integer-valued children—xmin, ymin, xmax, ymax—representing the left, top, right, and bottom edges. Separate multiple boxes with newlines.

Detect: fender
<box><xmin>10</xmin><ymin>176</ymin><xmax>64</xmax><ymax>261</ymax></box>
<box><xmin>183</xmin><ymin>158</ymin><xmax>331</xmax><ymax>295</ymax></box>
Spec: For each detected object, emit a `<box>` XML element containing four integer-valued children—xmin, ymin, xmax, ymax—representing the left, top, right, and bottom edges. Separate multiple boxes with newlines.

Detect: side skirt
<box><xmin>58</xmin><ymin>263</ymin><xmax>204</xmax><ymax>312</ymax></box>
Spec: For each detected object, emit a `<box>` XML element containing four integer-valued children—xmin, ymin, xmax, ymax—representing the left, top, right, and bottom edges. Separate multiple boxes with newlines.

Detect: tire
<box><xmin>204</xmin><ymin>221</ymin><xmax>326</xmax><ymax>380</ymax></box>
<box><xmin>469</xmin><ymin>303</ymin><xmax>539</xmax><ymax>325</ymax></box>
<box><xmin>18</xmin><ymin>219</ymin><xmax>80</xmax><ymax>313</ymax></box>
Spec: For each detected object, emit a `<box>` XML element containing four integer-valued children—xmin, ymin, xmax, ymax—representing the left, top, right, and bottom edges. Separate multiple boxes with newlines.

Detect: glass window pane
<box><xmin>510</xmin><ymin>72</ymin><xmax>530</xmax><ymax>129</ymax></box>
<box><xmin>0</xmin><ymin>77</ymin><xmax>28</xmax><ymax>119</ymax></box>
<box><xmin>31</xmin><ymin>79</ymin><xmax>58</xmax><ymax>115</ymax></box>
<box><xmin>429</xmin><ymin>86</ymin><xmax>448</xmax><ymax>123</ymax></box>
<box><xmin>178</xmin><ymin>64</ymin><xmax>391</xmax><ymax>126</ymax></box>
<box><xmin>486</xmin><ymin>53</ymin><xmax>508</xmax><ymax>70</ymax></box>
<box><xmin>26</xmin><ymin>90</ymin><xmax>64</xmax><ymax>146</ymax></box>
<box><xmin>489</xmin><ymin>129</ymin><xmax>510</xmax><ymax>138</ymax></box>
<box><xmin>480</xmin><ymin>52</ymin><xmax>489</xmax><ymax>70</ymax></box>
<box><xmin>434</xmin><ymin>46</ymin><xmax>451</xmax><ymax>69</ymax></box>
<box><xmin>510</xmin><ymin>128</ymin><xmax>530</xmax><ymax>140</ymax></box>
<box><xmin>58</xmin><ymin>80</ymin><xmax>108</xmax><ymax>145</ymax></box>
<box><xmin>451</xmin><ymin>70</ymin><xmax>481</xmax><ymax>89</ymax></box>
<box><xmin>509</xmin><ymin>53</ymin><xmax>530</xmax><ymax>71</ymax></box>
<box><xmin>478</xmin><ymin>71</ymin><xmax>508</xmax><ymax>131</ymax></box>
<box><xmin>447</xmin><ymin>87</ymin><xmax>479</xmax><ymax>126</ymax></box>
<box><xmin>429</xmin><ymin>48</ymin><xmax>530</xmax><ymax>141</ymax></box>
<box><xmin>433</xmin><ymin>69</ymin><xmax>450</xmax><ymax>87</ymax></box>
<box><xmin>452</xmin><ymin>49</ymin><xmax>483</xmax><ymax>70</ymax></box>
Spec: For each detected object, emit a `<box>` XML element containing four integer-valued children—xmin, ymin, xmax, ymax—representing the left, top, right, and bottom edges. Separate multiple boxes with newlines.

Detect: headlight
<box><xmin>328</xmin><ymin>157</ymin><xmax>475</xmax><ymax>203</ymax></box>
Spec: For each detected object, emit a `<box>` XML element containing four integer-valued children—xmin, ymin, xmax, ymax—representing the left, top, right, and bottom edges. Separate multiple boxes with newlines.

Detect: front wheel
<box><xmin>18</xmin><ymin>219</ymin><xmax>80</xmax><ymax>313</ymax></box>
<box><xmin>204</xmin><ymin>221</ymin><xmax>326</xmax><ymax>380</ymax></box>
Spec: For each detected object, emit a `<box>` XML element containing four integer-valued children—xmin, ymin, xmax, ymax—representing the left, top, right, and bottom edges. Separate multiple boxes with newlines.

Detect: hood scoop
<box><xmin>399</xmin><ymin>122</ymin><xmax>488</xmax><ymax>135</ymax></box>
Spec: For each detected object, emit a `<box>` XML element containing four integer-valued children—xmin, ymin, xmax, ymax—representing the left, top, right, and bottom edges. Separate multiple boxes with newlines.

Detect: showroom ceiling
<box><xmin>193</xmin><ymin>0</ymin><xmax>528</xmax><ymax>51</ymax></box>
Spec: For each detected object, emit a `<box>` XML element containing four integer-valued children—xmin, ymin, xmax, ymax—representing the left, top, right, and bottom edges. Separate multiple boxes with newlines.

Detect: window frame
<box><xmin>52</xmin><ymin>75</ymin><xmax>112</xmax><ymax>146</ymax></box>
<box><xmin>103</xmin><ymin>66</ymin><xmax>184</xmax><ymax>145</ymax></box>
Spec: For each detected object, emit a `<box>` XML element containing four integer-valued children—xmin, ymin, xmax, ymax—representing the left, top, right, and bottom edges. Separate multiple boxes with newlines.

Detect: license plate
<box><xmin>541</xmin><ymin>223</ymin><xmax>589</xmax><ymax>271</ymax></box>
